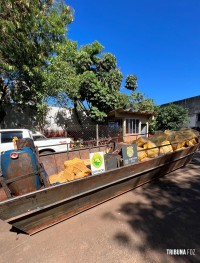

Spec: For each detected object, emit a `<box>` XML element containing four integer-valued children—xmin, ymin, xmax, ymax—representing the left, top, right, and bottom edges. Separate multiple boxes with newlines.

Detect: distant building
<box><xmin>161</xmin><ymin>95</ymin><xmax>200</xmax><ymax>129</ymax></box>
<box><xmin>107</xmin><ymin>108</ymin><xmax>154</xmax><ymax>142</ymax></box>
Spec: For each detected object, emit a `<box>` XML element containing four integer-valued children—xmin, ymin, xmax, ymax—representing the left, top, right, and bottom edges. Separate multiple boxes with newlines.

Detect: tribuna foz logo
<box><xmin>166</xmin><ymin>249</ymin><xmax>195</xmax><ymax>256</ymax></box>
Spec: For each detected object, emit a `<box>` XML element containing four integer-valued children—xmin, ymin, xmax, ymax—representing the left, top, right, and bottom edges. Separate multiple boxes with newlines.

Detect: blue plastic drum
<box><xmin>1</xmin><ymin>147</ymin><xmax>41</xmax><ymax>196</ymax></box>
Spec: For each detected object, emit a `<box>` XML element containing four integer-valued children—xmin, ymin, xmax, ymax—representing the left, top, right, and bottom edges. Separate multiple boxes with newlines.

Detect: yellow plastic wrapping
<box><xmin>137</xmin><ymin>146</ymin><xmax>147</xmax><ymax>161</ymax></box>
<box><xmin>150</xmin><ymin>132</ymin><xmax>168</xmax><ymax>146</ymax></box>
<box><xmin>150</xmin><ymin>128</ymin><xmax>199</xmax><ymax>151</ymax></box>
<box><xmin>136</xmin><ymin>137</ymin><xmax>148</xmax><ymax>147</ymax></box>
<box><xmin>64</xmin><ymin>158</ymin><xmax>85</xmax><ymax>168</ymax></box>
<box><xmin>159</xmin><ymin>140</ymin><xmax>173</xmax><ymax>154</ymax></box>
<box><xmin>49</xmin><ymin>158</ymin><xmax>91</xmax><ymax>184</ymax></box>
<box><xmin>143</xmin><ymin>141</ymin><xmax>159</xmax><ymax>158</ymax></box>
<box><xmin>49</xmin><ymin>171</ymin><xmax>66</xmax><ymax>184</ymax></box>
<box><xmin>186</xmin><ymin>138</ymin><xmax>197</xmax><ymax>147</ymax></box>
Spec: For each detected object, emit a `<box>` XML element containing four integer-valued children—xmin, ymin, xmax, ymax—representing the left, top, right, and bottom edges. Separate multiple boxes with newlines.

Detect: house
<box><xmin>107</xmin><ymin>108</ymin><xmax>154</xmax><ymax>143</ymax></box>
<box><xmin>161</xmin><ymin>95</ymin><xmax>200</xmax><ymax>130</ymax></box>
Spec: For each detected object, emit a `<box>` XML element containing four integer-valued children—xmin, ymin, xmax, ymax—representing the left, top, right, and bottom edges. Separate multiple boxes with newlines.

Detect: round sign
<box><xmin>91</xmin><ymin>153</ymin><xmax>103</xmax><ymax>168</ymax></box>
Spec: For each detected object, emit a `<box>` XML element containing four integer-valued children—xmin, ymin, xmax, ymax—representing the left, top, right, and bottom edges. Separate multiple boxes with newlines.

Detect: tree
<box><xmin>45</xmin><ymin>40</ymin><xmax>132</xmax><ymax>122</ymax></box>
<box><xmin>122</xmin><ymin>91</ymin><xmax>156</xmax><ymax>112</ymax></box>
<box><xmin>74</xmin><ymin>42</ymin><xmax>125</xmax><ymax>121</ymax></box>
<box><xmin>125</xmin><ymin>75</ymin><xmax>138</xmax><ymax>91</ymax></box>
<box><xmin>155</xmin><ymin>104</ymin><xmax>188</xmax><ymax>130</ymax></box>
<box><xmin>0</xmin><ymin>0</ymin><xmax>73</xmax><ymax>106</ymax></box>
<box><xmin>0</xmin><ymin>1</ymin><xmax>154</xmax><ymax>126</ymax></box>
<box><xmin>45</xmin><ymin>38</ymin><xmax>156</xmax><ymax>122</ymax></box>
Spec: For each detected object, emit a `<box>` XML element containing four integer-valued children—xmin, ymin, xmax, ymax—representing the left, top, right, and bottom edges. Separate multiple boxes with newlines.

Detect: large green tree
<box><xmin>155</xmin><ymin>104</ymin><xmax>188</xmax><ymax>130</ymax></box>
<box><xmin>0</xmin><ymin>1</ymin><xmax>154</xmax><ymax>126</ymax></box>
<box><xmin>0</xmin><ymin>0</ymin><xmax>73</xmax><ymax>107</ymax></box>
<box><xmin>45</xmin><ymin>40</ymin><xmax>139</xmax><ymax>122</ymax></box>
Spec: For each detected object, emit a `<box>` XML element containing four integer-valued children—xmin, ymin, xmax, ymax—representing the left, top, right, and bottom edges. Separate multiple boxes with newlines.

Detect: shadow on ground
<box><xmin>112</xmin><ymin>151</ymin><xmax>200</xmax><ymax>263</ymax></box>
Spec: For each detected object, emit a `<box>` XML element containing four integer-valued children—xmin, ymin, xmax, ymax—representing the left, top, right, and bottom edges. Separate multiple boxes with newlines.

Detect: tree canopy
<box><xmin>0</xmin><ymin>0</ymin><xmax>73</xmax><ymax>106</ymax></box>
<box><xmin>123</xmin><ymin>91</ymin><xmax>156</xmax><ymax>112</ymax></box>
<box><xmin>0</xmin><ymin>1</ymin><xmax>155</xmax><ymax>125</ymax></box>
<box><xmin>45</xmin><ymin>40</ymin><xmax>141</xmax><ymax>121</ymax></box>
<box><xmin>155</xmin><ymin>104</ymin><xmax>188</xmax><ymax>131</ymax></box>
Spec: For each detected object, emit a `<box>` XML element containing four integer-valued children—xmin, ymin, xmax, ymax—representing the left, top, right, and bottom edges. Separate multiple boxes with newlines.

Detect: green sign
<box><xmin>122</xmin><ymin>144</ymin><xmax>138</xmax><ymax>166</ymax></box>
<box><xmin>90</xmin><ymin>152</ymin><xmax>105</xmax><ymax>175</ymax></box>
<box><xmin>91</xmin><ymin>152</ymin><xmax>103</xmax><ymax>168</ymax></box>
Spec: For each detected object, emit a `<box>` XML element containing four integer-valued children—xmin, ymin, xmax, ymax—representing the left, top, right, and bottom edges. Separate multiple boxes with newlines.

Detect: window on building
<box><xmin>197</xmin><ymin>113</ymin><xmax>200</xmax><ymax>122</ymax></box>
<box><xmin>126</xmin><ymin>119</ymin><xmax>139</xmax><ymax>134</ymax></box>
<box><xmin>108</xmin><ymin>119</ymin><xmax>123</xmax><ymax>135</ymax></box>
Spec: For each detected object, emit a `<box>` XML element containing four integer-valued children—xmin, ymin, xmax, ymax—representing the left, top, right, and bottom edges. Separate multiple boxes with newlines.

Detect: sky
<box><xmin>66</xmin><ymin>0</ymin><xmax>200</xmax><ymax>105</ymax></box>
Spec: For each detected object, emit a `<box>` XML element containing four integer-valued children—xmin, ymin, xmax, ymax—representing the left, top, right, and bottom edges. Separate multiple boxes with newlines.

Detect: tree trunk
<box><xmin>74</xmin><ymin>100</ymin><xmax>83</xmax><ymax>126</ymax></box>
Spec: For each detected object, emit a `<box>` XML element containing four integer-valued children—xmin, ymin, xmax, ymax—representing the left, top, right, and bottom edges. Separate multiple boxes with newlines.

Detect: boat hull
<box><xmin>0</xmin><ymin>144</ymin><xmax>199</xmax><ymax>234</ymax></box>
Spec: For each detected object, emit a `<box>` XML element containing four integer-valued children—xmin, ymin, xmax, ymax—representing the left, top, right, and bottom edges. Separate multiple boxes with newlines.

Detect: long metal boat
<box><xmin>0</xmin><ymin>142</ymin><xmax>199</xmax><ymax>235</ymax></box>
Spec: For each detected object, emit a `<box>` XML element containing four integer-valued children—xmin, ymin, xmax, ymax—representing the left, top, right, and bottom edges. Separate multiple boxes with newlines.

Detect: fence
<box><xmin>44</xmin><ymin>124</ymin><xmax>123</xmax><ymax>142</ymax></box>
<box><xmin>43</xmin><ymin>124</ymin><xmax>153</xmax><ymax>150</ymax></box>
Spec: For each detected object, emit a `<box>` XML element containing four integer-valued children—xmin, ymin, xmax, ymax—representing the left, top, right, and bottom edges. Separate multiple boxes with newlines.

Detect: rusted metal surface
<box><xmin>0</xmin><ymin>187</ymin><xmax>8</xmax><ymax>201</ymax></box>
<box><xmin>0</xmin><ymin>144</ymin><xmax>198</xmax><ymax>234</ymax></box>
<box><xmin>1</xmin><ymin>151</ymin><xmax>41</xmax><ymax>196</ymax></box>
<box><xmin>40</xmin><ymin>145</ymin><xmax>106</xmax><ymax>176</ymax></box>
<box><xmin>0</xmin><ymin>177</ymin><xmax>12</xmax><ymax>198</ymax></box>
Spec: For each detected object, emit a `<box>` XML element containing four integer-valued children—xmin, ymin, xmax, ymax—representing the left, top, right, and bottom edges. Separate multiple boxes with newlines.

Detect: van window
<box><xmin>1</xmin><ymin>131</ymin><xmax>23</xmax><ymax>143</ymax></box>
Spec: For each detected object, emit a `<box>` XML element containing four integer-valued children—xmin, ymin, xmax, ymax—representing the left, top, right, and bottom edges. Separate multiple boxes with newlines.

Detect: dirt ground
<box><xmin>0</xmin><ymin>150</ymin><xmax>200</xmax><ymax>263</ymax></box>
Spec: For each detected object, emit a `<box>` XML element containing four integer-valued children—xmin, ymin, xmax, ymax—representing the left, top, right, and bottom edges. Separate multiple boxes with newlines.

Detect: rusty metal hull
<box><xmin>0</xmin><ymin>144</ymin><xmax>199</xmax><ymax>235</ymax></box>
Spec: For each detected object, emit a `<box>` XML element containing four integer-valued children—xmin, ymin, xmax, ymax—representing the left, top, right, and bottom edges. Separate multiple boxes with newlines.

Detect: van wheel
<box><xmin>40</xmin><ymin>151</ymin><xmax>54</xmax><ymax>155</ymax></box>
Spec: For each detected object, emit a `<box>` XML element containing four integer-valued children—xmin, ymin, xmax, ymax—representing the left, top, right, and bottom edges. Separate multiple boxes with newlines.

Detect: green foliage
<box><xmin>122</xmin><ymin>91</ymin><xmax>156</xmax><ymax>112</ymax></box>
<box><xmin>46</xmin><ymin>40</ymin><xmax>124</xmax><ymax>122</ymax></box>
<box><xmin>155</xmin><ymin>104</ymin><xmax>188</xmax><ymax>130</ymax></box>
<box><xmin>46</xmin><ymin>38</ymin><xmax>156</xmax><ymax>122</ymax></box>
<box><xmin>0</xmin><ymin>0</ymin><xmax>73</xmax><ymax>105</ymax></box>
<box><xmin>0</xmin><ymin>1</ymin><xmax>155</xmax><ymax>124</ymax></box>
<box><xmin>43</xmin><ymin>40</ymin><xmax>80</xmax><ymax>104</ymax></box>
<box><xmin>125</xmin><ymin>75</ymin><xmax>138</xmax><ymax>91</ymax></box>
<box><xmin>36</xmin><ymin>102</ymin><xmax>50</xmax><ymax>133</ymax></box>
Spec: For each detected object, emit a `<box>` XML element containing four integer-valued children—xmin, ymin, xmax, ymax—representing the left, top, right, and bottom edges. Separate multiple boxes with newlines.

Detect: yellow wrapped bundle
<box><xmin>49</xmin><ymin>158</ymin><xmax>91</xmax><ymax>184</ymax></box>
<box><xmin>143</xmin><ymin>141</ymin><xmax>159</xmax><ymax>158</ymax></box>
<box><xmin>74</xmin><ymin>171</ymin><xmax>90</xmax><ymax>179</ymax></box>
<box><xmin>170</xmin><ymin>141</ymin><xmax>177</xmax><ymax>151</ymax></box>
<box><xmin>136</xmin><ymin>137</ymin><xmax>148</xmax><ymax>147</ymax></box>
<box><xmin>159</xmin><ymin>140</ymin><xmax>173</xmax><ymax>154</ymax></box>
<box><xmin>64</xmin><ymin>158</ymin><xmax>85</xmax><ymax>168</ymax></box>
<box><xmin>166</xmin><ymin>131</ymin><xmax>176</xmax><ymax>144</ymax></box>
<box><xmin>180</xmin><ymin>128</ymin><xmax>199</xmax><ymax>139</ymax></box>
<box><xmin>185</xmin><ymin>138</ymin><xmax>197</xmax><ymax>147</ymax></box>
<box><xmin>151</xmin><ymin>134</ymin><xmax>168</xmax><ymax>146</ymax></box>
<box><xmin>174</xmin><ymin>134</ymin><xmax>186</xmax><ymax>150</ymax></box>
<box><xmin>164</xmin><ymin>130</ymin><xmax>171</xmax><ymax>135</ymax></box>
<box><xmin>49</xmin><ymin>171</ymin><xmax>66</xmax><ymax>184</ymax></box>
<box><xmin>63</xmin><ymin>167</ymin><xmax>75</xmax><ymax>181</ymax></box>
<box><xmin>170</xmin><ymin>128</ymin><xmax>199</xmax><ymax>150</ymax></box>
<box><xmin>137</xmin><ymin>146</ymin><xmax>148</xmax><ymax>161</ymax></box>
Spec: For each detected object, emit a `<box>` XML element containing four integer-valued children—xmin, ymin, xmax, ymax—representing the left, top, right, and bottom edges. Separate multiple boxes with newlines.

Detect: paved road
<box><xmin>0</xmin><ymin>150</ymin><xmax>200</xmax><ymax>263</ymax></box>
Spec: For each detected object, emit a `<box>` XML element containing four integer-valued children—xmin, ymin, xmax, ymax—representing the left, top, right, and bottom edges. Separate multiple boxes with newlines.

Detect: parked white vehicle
<box><xmin>0</xmin><ymin>129</ymin><xmax>72</xmax><ymax>155</ymax></box>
